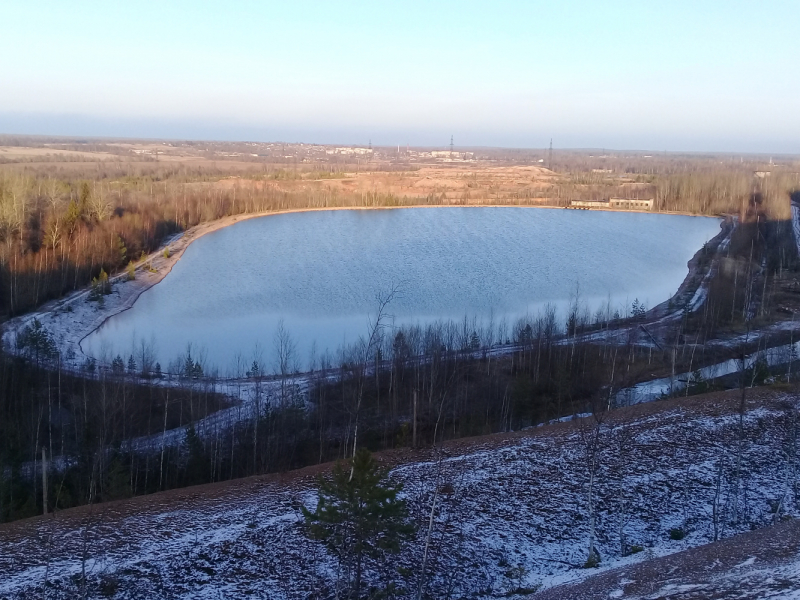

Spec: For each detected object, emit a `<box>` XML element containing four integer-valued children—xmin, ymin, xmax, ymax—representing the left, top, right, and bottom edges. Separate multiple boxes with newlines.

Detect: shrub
<box><xmin>669</xmin><ymin>528</ymin><xmax>686</xmax><ymax>540</ymax></box>
<box><xmin>88</xmin><ymin>268</ymin><xmax>111</xmax><ymax>300</ymax></box>
<box><xmin>98</xmin><ymin>574</ymin><xmax>119</xmax><ymax>598</ymax></box>
<box><xmin>584</xmin><ymin>553</ymin><xmax>600</xmax><ymax>568</ymax></box>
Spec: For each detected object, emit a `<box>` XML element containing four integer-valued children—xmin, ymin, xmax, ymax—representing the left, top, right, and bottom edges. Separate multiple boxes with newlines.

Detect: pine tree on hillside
<box><xmin>183</xmin><ymin>425</ymin><xmax>207</xmax><ymax>486</ymax></box>
<box><xmin>111</xmin><ymin>355</ymin><xmax>124</xmax><ymax>374</ymax></box>
<box><xmin>15</xmin><ymin>319</ymin><xmax>57</xmax><ymax>365</ymax></box>
<box><xmin>302</xmin><ymin>448</ymin><xmax>415</xmax><ymax>598</ymax></box>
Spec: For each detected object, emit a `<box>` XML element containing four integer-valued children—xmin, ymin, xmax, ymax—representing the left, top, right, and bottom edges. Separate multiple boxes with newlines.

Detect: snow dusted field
<box><xmin>536</xmin><ymin>517</ymin><xmax>800</xmax><ymax>599</ymax></box>
<box><xmin>2</xmin><ymin>388</ymin><xmax>800</xmax><ymax>599</ymax></box>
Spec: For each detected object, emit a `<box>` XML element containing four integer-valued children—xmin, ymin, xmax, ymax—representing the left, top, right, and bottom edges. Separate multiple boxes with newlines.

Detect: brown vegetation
<box><xmin>1</xmin><ymin>138</ymin><xmax>797</xmax><ymax>317</ymax></box>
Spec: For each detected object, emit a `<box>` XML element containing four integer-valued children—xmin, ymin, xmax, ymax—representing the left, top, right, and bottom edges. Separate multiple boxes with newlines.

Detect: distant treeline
<box><xmin>0</xmin><ymin>161</ymin><xmax>797</xmax><ymax>316</ymax></box>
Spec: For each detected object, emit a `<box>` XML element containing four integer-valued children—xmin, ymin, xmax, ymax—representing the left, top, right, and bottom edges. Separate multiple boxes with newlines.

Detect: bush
<box><xmin>748</xmin><ymin>357</ymin><xmax>771</xmax><ymax>387</ymax></box>
<box><xmin>669</xmin><ymin>528</ymin><xmax>686</xmax><ymax>540</ymax></box>
<box><xmin>628</xmin><ymin>545</ymin><xmax>644</xmax><ymax>555</ymax></box>
<box><xmin>163</xmin><ymin>247</ymin><xmax>171</xmax><ymax>259</ymax></box>
<box><xmin>88</xmin><ymin>268</ymin><xmax>112</xmax><ymax>300</ymax></box>
<box><xmin>584</xmin><ymin>553</ymin><xmax>600</xmax><ymax>568</ymax></box>
<box><xmin>98</xmin><ymin>574</ymin><xmax>119</xmax><ymax>598</ymax></box>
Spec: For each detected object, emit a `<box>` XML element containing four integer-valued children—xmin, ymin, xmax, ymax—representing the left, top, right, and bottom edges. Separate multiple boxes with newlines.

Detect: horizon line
<box><xmin>1</xmin><ymin>132</ymin><xmax>798</xmax><ymax>159</ymax></box>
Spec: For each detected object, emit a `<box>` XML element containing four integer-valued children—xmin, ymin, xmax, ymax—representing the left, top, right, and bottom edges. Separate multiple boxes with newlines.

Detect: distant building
<box><xmin>428</xmin><ymin>150</ymin><xmax>474</xmax><ymax>160</ymax></box>
<box><xmin>609</xmin><ymin>198</ymin><xmax>653</xmax><ymax>210</ymax></box>
<box><xmin>570</xmin><ymin>200</ymin><xmax>609</xmax><ymax>209</ymax></box>
<box><xmin>335</xmin><ymin>147</ymin><xmax>373</xmax><ymax>156</ymax></box>
<box><xmin>569</xmin><ymin>198</ymin><xmax>653</xmax><ymax>211</ymax></box>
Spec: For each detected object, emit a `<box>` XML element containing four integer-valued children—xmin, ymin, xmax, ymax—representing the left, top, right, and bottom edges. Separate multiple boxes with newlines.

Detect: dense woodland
<box><xmin>1</xmin><ymin>151</ymin><xmax>799</xmax><ymax>523</ymax></box>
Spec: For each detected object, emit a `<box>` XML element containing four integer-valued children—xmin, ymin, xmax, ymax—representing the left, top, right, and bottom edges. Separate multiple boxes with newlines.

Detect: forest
<box><xmin>1</xmin><ymin>146</ymin><xmax>799</xmax><ymax>523</ymax></box>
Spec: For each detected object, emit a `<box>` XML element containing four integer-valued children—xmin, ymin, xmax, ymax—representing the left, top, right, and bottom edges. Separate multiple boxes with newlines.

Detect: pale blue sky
<box><xmin>1</xmin><ymin>1</ymin><xmax>798</xmax><ymax>152</ymax></box>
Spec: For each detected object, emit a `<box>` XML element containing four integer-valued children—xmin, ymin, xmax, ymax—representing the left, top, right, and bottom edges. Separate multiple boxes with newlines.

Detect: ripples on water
<box><xmin>82</xmin><ymin>207</ymin><xmax>721</xmax><ymax>371</ymax></box>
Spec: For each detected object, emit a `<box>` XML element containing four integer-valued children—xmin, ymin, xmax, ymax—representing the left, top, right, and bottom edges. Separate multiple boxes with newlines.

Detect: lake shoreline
<box><xmin>3</xmin><ymin>204</ymin><xmax>722</xmax><ymax>370</ymax></box>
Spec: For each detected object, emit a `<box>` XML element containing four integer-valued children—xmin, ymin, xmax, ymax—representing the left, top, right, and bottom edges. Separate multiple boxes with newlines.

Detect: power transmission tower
<box><xmin>548</xmin><ymin>139</ymin><xmax>553</xmax><ymax>171</ymax></box>
<box><xmin>450</xmin><ymin>135</ymin><xmax>454</xmax><ymax>157</ymax></box>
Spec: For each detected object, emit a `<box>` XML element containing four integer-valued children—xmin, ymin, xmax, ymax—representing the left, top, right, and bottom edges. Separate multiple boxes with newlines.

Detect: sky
<box><xmin>1</xmin><ymin>0</ymin><xmax>798</xmax><ymax>152</ymax></box>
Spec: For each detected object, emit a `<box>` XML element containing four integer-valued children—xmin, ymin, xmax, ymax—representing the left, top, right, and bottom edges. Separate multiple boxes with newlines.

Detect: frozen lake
<box><xmin>82</xmin><ymin>207</ymin><xmax>721</xmax><ymax>372</ymax></box>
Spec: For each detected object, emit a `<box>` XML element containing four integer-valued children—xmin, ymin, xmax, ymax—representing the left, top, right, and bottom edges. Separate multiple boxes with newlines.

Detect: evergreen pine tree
<box><xmin>183</xmin><ymin>425</ymin><xmax>207</xmax><ymax>485</ymax></box>
<box><xmin>117</xmin><ymin>235</ymin><xmax>127</xmax><ymax>266</ymax></box>
<box><xmin>16</xmin><ymin>319</ymin><xmax>57</xmax><ymax>364</ymax></box>
<box><xmin>111</xmin><ymin>355</ymin><xmax>124</xmax><ymax>374</ymax></box>
<box><xmin>183</xmin><ymin>351</ymin><xmax>196</xmax><ymax>378</ymax></box>
<box><xmin>470</xmin><ymin>330</ymin><xmax>480</xmax><ymax>350</ymax></box>
<box><xmin>104</xmin><ymin>455</ymin><xmax>131</xmax><ymax>501</ymax></box>
<box><xmin>302</xmin><ymin>448</ymin><xmax>415</xmax><ymax>598</ymax></box>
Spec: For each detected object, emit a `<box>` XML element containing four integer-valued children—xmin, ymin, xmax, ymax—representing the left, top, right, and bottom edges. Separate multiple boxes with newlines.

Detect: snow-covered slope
<box><xmin>535</xmin><ymin>517</ymin><xmax>800</xmax><ymax>599</ymax></box>
<box><xmin>1</xmin><ymin>388</ymin><xmax>799</xmax><ymax>599</ymax></box>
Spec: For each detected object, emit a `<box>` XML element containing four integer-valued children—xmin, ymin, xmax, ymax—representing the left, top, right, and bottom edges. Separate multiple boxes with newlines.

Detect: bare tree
<box><xmin>348</xmin><ymin>286</ymin><xmax>399</xmax><ymax>470</ymax></box>
<box><xmin>274</xmin><ymin>319</ymin><xmax>296</xmax><ymax>406</ymax></box>
<box><xmin>579</xmin><ymin>397</ymin><xmax>608</xmax><ymax>567</ymax></box>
